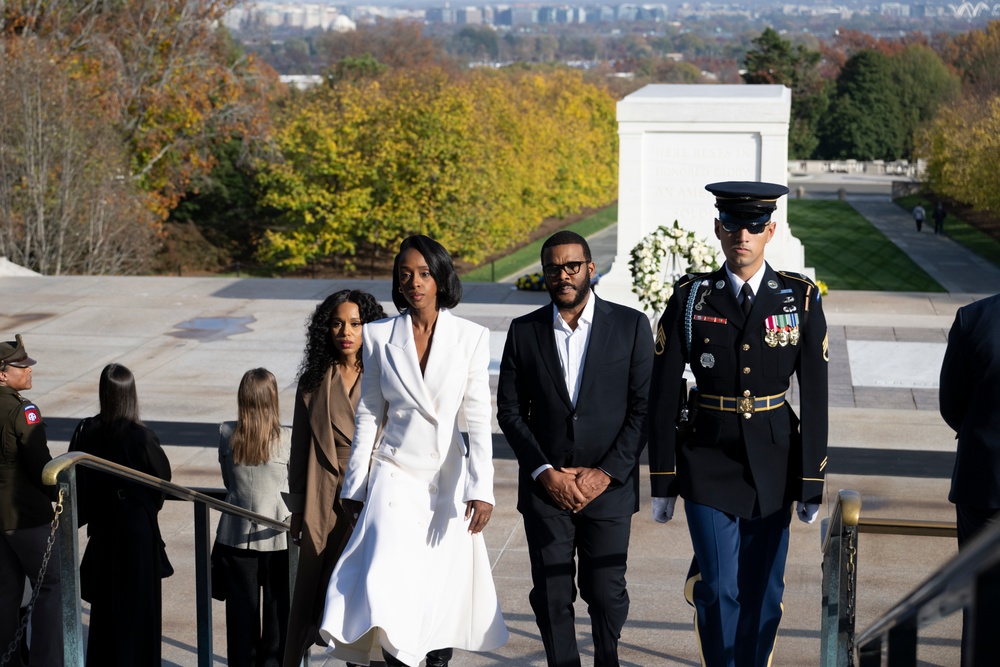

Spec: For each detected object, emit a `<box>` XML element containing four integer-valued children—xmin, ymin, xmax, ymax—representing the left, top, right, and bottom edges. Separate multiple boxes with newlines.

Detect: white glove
<box><xmin>652</xmin><ymin>497</ymin><xmax>677</xmax><ymax>523</ymax></box>
<box><xmin>796</xmin><ymin>502</ymin><xmax>820</xmax><ymax>524</ymax></box>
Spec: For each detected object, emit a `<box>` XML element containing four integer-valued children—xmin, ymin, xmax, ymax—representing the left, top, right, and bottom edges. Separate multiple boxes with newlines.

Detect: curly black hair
<box><xmin>390</xmin><ymin>235</ymin><xmax>463</xmax><ymax>312</ymax></box>
<box><xmin>296</xmin><ymin>289</ymin><xmax>387</xmax><ymax>394</ymax></box>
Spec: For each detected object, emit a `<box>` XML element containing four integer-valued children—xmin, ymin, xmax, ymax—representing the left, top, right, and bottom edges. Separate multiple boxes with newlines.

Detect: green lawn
<box><xmin>786</xmin><ymin>200</ymin><xmax>945</xmax><ymax>291</ymax></box>
<box><xmin>465</xmin><ymin>199</ymin><xmax>956</xmax><ymax>291</ymax></box>
<box><xmin>895</xmin><ymin>194</ymin><xmax>1000</xmax><ymax>269</ymax></box>
<box><xmin>462</xmin><ymin>204</ymin><xmax>618</xmax><ymax>282</ymax></box>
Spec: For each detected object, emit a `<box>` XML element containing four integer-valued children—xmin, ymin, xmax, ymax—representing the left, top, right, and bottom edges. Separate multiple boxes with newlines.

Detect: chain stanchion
<box><xmin>0</xmin><ymin>488</ymin><xmax>64</xmax><ymax>667</ymax></box>
<box><xmin>845</xmin><ymin>528</ymin><xmax>858</xmax><ymax>667</ymax></box>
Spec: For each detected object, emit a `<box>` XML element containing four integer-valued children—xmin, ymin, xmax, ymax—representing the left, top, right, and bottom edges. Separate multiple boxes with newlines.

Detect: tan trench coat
<box><xmin>282</xmin><ymin>365</ymin><xmax>358</xmax><ymax>667</ymax></box>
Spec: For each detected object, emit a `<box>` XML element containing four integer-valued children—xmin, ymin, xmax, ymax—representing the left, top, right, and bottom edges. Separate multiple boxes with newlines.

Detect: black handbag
<box><xmin>210</xmin><ymin>541</ymin><xmax>227</xmax><ymax>601</ymax></box>
<box><xmin>159</xmin><ymin>539</ymin><xmax>174</xmax><ymax>579</ymax></box>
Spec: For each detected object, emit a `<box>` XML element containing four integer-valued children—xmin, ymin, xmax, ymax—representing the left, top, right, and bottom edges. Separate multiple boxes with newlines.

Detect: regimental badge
<box><xmin>23</xmin><ymin>405</ymin><xmax>40</xmax><ymax>425</ymax></box>
<box><xmin>764</xmin><ymin>313</ymin><xmax>800</xmax><ymax>347</ymax></box>
<box><xmin>700</xmin><ymin>352</ymin><xmax>715</xmax><ymax>369</ymax></box>
<box><xmin>655</xmin><ymin>324</ymin><xmax>667</xmax><ymax>356</ymax></box>
<box><xmin>715</xmin><ymin>280</ymin><xmax>725</xmax><ymax>290</ymax></box>
<box><xmin>767</xmin><ymin>280</ymin><xmax>778</xmax><ymax>289</ymax></box>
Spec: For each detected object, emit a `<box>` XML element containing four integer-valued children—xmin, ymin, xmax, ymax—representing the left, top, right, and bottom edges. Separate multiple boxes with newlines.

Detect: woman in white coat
<box><xmin>319</xmin><ymin>235</ymin><xmax>508</xmax><ymax>667</ymax></box>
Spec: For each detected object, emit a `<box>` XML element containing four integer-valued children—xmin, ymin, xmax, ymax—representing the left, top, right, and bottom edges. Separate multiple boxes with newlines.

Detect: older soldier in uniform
<box><xmin>648</xmin><ymin>182</ymin><xmax>829</xmax><ymax>667</ymax></box>
<box><xmin>0</xmin><ymin>335</ymin><xmax>63</xmax><ymax>667</ymax></box>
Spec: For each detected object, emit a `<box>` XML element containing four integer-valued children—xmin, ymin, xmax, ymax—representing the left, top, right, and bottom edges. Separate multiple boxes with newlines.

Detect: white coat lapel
<box><xmin>421</xmin><ymin>309</ymin><xmax>457</xmax><ymax>413</ymax></box>
<box><xmin>384</xmin><ymin>312</ymin><xmax>438</xmax><ymax>424</ymax></box>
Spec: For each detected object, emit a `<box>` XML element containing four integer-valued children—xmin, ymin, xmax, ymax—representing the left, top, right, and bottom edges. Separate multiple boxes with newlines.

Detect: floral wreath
<box><xmin>630</xmin><ymin>221</ymin><xmax>720</xmax><ymax>315</ymax></box>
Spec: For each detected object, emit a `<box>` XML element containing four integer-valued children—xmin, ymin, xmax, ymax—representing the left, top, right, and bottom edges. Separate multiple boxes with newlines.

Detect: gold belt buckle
<box><xmin>736</xmin><ymin>392</ymin><xmax>755</xmax><ymax>420</ymax></box>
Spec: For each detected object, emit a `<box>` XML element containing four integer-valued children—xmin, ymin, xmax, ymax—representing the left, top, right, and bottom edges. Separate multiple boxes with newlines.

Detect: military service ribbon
<box><xmin>764</xmin><ymin>313</ymin><xmax>800</xmax><ymax>347</ymax></box>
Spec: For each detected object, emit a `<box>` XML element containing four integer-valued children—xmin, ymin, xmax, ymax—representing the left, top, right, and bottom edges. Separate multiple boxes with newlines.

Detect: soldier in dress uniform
<box><xmin>0</xmin><ymin>334</ymin><xmax>63</xmax><ymax>667</ymax></box>
<box><xmin>647</xmin><ymin>182</ymin><xmax>829</xmax><ymax>667</ymax></box>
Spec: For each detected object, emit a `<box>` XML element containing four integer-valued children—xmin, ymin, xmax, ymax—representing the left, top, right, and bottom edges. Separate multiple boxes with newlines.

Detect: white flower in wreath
<box><xmin>629</xmin><ymin>220</ymin><xmax>720</xmax><ymax>315</ymax></box>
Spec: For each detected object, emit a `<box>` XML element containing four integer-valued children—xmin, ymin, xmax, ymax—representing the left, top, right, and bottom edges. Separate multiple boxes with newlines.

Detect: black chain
<box><xmin>0</xmin><ymin>488</ymin><xmax>64</xmax><ymax>667</ymax></box>
<box><xmin>845</xmin><ymin>527</ymin><xmax>857</xmax><ymax>667</ymax></box>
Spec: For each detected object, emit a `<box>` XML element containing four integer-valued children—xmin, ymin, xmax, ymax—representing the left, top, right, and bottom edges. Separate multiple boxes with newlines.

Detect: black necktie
<box><xmin>741</xmin><ymin>283</ymin><xmax>753</xmax><ymax>318</ymax></box>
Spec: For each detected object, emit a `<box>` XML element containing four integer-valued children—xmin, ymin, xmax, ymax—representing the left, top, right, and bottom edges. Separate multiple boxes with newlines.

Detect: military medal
<box><xmin>764</xmin><ymin>313</ymin><xmax>800</xmax><ymax>347</ymax></box>
<box><xmin>765</xmin><ymin>328</ymin><xmax>778</xmax><ymax>347</ymax></box>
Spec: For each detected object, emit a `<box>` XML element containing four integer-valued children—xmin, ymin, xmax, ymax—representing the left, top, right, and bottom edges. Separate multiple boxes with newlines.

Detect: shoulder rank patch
<box><xmin>23</xmin><ymin>404</ymin><xmax>40</xmax><ymax>425</ymax></box>
<box><xmin>655</xmin><ymin>324</ymin><xmax>667</xmax><ymax>356</ymax></box>
<box><xmin>822</xmin><ymin>331</ymin><xmax>829</xmax><ymax>362</ymax></box>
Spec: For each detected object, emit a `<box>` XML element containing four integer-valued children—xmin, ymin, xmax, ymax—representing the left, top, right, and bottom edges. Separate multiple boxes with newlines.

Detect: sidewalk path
<box><xmin>848</xmin><ymin>197</ymin><xmax>1000</xmax><ymax>294</ymax></box>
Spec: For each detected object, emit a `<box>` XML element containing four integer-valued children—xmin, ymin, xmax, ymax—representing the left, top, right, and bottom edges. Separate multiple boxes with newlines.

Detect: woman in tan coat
<box><xmin>283</xmin><ymin>290</ymin><xmax>386</xmax><ymax>667</ymax></box>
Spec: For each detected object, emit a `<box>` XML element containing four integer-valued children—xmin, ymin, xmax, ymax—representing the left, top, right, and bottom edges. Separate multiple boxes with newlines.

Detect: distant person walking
<box><xmin>940</xmin><ymin>292</ymin><xmax>1000</xmax><ymax>666</ymax></box>
<box><xmin>933</xmin><ymin>202</ymin><xmax>946</xmax><ymax>235</ymax></box>
<box><xmin>912</xmin><ymin>204</ymin><xmax>926</xmax><ymax>232</ymax></box>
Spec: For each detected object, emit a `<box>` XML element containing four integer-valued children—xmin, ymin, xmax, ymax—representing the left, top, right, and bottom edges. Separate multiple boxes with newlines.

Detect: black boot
<box><xmin>380</xmin><ymin>647</ymin><xmax>452</xmax><ymax>666</ymax></box>
<box><xmin>425</xmin><ymin>648</ymin><xmax>453</xmax><ymax>667</ymax></box>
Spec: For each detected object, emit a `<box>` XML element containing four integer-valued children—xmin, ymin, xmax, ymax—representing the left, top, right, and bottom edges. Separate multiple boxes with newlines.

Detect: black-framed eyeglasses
<box><xmin>542</xmin><ymin>261</ymin><xmax>587</xmax><ymax>277</ymax></box>
<box><xmin>719</xmin><ymin>219</ymin><xmax>771</xmax><ymax>235</ymax></box>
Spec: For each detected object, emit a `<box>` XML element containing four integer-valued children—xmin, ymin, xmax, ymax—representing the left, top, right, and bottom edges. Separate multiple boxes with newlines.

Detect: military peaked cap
<box><xmin>706</xmin><ymin>181</ymin><xmax>790</xmax><ymax>224</ymax></box>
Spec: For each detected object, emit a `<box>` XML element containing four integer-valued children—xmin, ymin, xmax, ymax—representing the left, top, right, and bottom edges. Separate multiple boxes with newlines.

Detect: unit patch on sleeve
<box><xmin>23</xmin><ymin>404</ymin><xmax>40</xmax><ymax>425</ymax></box>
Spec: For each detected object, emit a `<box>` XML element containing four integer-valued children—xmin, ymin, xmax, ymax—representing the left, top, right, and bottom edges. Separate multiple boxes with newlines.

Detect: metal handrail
<box><xmin>42</xmin><ymin>452</ymin><xmax>290</xmax><ymax>532</ymax></box>
<box><xmin>855</xmin><ymin>515</ymin><xmax>1000</xmax><ymax>666</ymax></box>
<box><xmin>41</xmin><ymin>451</ymin><xmax>296</xmax><ymax>667</ymax></box>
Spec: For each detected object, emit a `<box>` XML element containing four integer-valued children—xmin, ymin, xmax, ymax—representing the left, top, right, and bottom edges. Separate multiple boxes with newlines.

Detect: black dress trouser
<box><xmin>215</xmin><ymin>543</ymin><xmax>289</xmax><ymax>667</ymax></box>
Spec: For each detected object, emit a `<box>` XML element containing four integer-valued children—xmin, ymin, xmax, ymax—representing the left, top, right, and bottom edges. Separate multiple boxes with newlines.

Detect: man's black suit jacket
<box><xmin>497</xmin><ymin>293</ymin><xmax>653</xmax><ymax>519</ymax></box>
<box><xmin>941</xmin><ymin>292</ymin><xmax>1000</xmax><ymax>508</ymax></box>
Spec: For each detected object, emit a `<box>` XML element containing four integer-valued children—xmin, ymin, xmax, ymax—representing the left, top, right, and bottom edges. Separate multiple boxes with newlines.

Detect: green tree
<box><xmin>889</xmin><ymin>44</ymin><xmax>961</xmax><ymax>157</ymax></box>
<box><xmin>742</xmin><ymin>27</ymin><xmax>830</xmax><ymax>159</ymax></box>
<box><xmin>817</xmin><ymin>50</ymin><xmax>906</xmax><ymax>160</ymax></box>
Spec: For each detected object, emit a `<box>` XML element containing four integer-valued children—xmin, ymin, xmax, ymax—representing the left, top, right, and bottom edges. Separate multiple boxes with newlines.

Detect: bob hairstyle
<box><xmin>296</xmin><ymin>289</ymin><xmax>387</xmax><ymax>395</ymax></box>
<box><xmin>231</xmin><ymin>368</ymin><xmax>283</xmax><ymax>467</ymax></box>
<box><xmin>98</xmin><ymin>363</ymin><xmax>142</xmax><ymax>436</ymax></box>
<box><xmin>391</xmin><ymin>235</ymin><xmax>462</xmax><ymax>313</ymax></box>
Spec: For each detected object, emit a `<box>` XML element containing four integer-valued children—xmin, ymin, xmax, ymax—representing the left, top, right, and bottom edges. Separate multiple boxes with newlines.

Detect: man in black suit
<box><xmin>648</xmin><ymin>182</ymin><xmax>828</xmax><ymax>667</ymax></box>
<box><xmin>497</xmin><ymin>230</ymin><xmax>653</xmax><ymax>667</ymax></box>
<box><xmin>940</xmin><ymin>291</ymin><xmax>1000</xmax><ymax>665</ymax></box>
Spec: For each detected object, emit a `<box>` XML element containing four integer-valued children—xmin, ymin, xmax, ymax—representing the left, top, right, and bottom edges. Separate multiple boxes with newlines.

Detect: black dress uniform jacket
<box><xmin>648</xmin><ymin>264</ymin><xmax>829</xmax><ymax>519</ymax></box>
<box><xmin>0</xmin><ymin>386</ymin><xmax>55</xmax><ymax>531</ymax></box>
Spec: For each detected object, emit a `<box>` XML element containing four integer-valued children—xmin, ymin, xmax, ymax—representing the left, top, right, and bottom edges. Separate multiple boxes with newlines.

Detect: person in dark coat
<box><xmin>0</xmin><ymin>334</ymin><xmax>62</xmax><ymax>667</ymax></box>
<box><xmin>940</xmin><ymin>291</ymin><xmax>1000</xmax><ymax>665</ymax></box>
<box><xmin>69</xmin><ymin>363</ymin><xmax>172</xmax><ymax>667</ymax></box>
<box><xmin>648</xmin><ymin>182</ymin><xmax>829</xmax><ymax>667</ymax></box>
<box><xmin>933</xmin><ymin>201</ymin><xmax>946</xmax><ymax>235</ymax></box>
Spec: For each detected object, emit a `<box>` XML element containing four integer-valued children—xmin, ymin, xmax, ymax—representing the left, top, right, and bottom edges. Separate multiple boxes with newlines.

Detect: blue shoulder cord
<box><xmin>683</xmin><ymin>279</ymin><xmax>704</xmax><ymax>360</ymax></box>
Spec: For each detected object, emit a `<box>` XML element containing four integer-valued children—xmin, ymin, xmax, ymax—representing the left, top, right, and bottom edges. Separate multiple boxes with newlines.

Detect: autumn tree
<box><xmin>0</xmin><ymin>39</ymin><xmax>157</xmax><ymax>274</ymax></box>
<box><xmin>257</xmin><ymin>66</ymin><xmax>618</xmax><ymax>271</ymax></box>
<box><xmin>0</xmin><ymin>0</ymin><xmax>278</xmax><ymax>274</ymax></box>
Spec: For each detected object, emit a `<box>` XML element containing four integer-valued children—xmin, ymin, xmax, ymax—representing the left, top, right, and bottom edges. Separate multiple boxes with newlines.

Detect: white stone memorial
<box><xmin>598</xmin><ymin>84</ymin><xmax>809</xmax><ymax>314</ymax></box>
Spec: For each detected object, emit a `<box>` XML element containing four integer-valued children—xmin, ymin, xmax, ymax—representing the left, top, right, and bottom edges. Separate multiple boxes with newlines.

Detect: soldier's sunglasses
<box><xmin>718</xmin><ymin>219</ymin><xmax>772</xmax><ymax>235</ymax></box>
